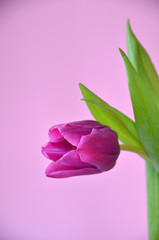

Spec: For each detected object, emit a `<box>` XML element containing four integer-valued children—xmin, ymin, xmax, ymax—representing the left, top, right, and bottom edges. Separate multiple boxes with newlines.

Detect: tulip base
<box><xmin>146</xmin><ymin>162</ymin><xmax>159</xmax><ymax>240</ymax></box>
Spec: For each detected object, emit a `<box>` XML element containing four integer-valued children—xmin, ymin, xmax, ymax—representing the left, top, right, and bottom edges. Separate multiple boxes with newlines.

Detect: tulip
<box><xmin>42</xmin><ymin>120</ymin><xmax>120</xmax><ymax>178</ymax></box>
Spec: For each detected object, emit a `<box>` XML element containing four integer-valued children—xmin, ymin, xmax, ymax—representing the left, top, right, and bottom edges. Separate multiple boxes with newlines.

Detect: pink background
<box><xmin>0</xmin><ymin>0</ymin><xmax>159</xmax><ymax>239</ymax></box>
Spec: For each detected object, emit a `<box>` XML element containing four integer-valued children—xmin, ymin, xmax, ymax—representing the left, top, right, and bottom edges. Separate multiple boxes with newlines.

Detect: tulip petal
<box><xmin>57</xmin><ymin>150</ymin><xmax>95</xmax><ymax>169</ymax></box>
<box><xmin>41</xmin><ymin>140</ymin><xmax>73</xmax><ymax>161</ymax></box>
<box><xmin>60</xmin><ymin>124</ymin><xmax>92</xmax><ymax>147</ymax></box>
<box><xmin>68</xmin><ymin>120</ymin><xmax>105</xmax><ymax>129</ymax></box>
<box><xmin>77</xmin><ymin>128</ymin><xmax>120</xmax><ymax>171</ymax></box>
<box><xmin>45</xmin><ymin>162</ymin><xmax>101</xmax><ymax>178</ymax></box>
<box><xmin>49</xmin><ymin>121</ymin><xmax>106</xmax><ymax>146</ymax></box>
<box><xmin>49</xmin><ymin>125</ymin><xmax>64</xmax><ymax>142</ymax></box>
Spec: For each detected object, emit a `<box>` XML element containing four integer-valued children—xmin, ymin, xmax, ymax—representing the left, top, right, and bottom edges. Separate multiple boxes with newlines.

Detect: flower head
<box><xmin>42</xmin><ymin>120</ymin><xmax>120</xmax><ymax>178</ymax></box>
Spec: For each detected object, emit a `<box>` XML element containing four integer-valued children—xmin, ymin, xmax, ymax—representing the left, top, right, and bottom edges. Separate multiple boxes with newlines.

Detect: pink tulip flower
<box><xmin>42</xmin><ymin>120</ymin><xmax>120</xmax><ymax>178</ymax></box>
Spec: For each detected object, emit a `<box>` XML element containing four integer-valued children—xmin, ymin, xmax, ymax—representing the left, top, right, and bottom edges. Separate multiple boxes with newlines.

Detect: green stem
<box><xmin>120</xmin><ymin>144</ymin><xmax>149</xmax><ymax>161</ymax></box>
<box><xmin>146</xmin><ymin>162</ymin><xmax>159</xmax><ymax>240</ymax></box>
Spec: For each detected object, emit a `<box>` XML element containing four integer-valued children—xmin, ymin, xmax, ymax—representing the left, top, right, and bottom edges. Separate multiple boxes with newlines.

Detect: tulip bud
<box><xmin>42</xmin><ymin>120</ymin><xmax>120</xmax><ymax>178</ymax></box>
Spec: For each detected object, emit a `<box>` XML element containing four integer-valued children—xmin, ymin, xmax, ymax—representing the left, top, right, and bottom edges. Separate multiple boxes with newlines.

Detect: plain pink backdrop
<box><xmin>0</xmin><ymin>0</ymin><xmax>159</xmax><ymax>239</ymax></box>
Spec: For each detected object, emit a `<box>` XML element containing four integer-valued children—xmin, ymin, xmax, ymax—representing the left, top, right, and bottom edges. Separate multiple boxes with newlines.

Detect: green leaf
<box><xmin>79</xmin><ymin>83</ymin><xmax>143</xmax><ymax>148</ymax></box>
<box><xmin>127</xmin><ymin>20</ymin><xmax>159</xmax><ymax>100</ymax></box>
<box><xmin>120</xmin><ymin>48</ymin><xmax>159</xmax><ymax>172</ymax></box>
<box><xmin>127</xmin><ymin>22</ymin><xmax>159</xmax><ymax>237</ymax></box>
